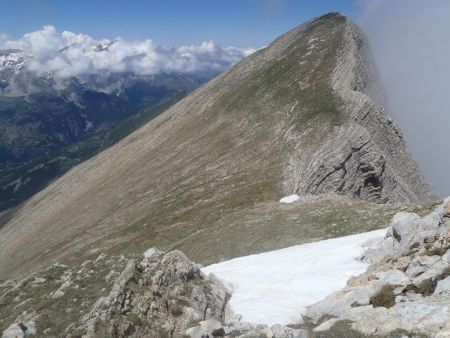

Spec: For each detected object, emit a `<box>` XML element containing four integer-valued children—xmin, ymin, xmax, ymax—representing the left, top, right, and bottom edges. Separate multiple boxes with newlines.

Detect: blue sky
<box><xmin>0</xmin><ymin>0</ymin><xmax>360</xmax><ymax>47</ymax></box>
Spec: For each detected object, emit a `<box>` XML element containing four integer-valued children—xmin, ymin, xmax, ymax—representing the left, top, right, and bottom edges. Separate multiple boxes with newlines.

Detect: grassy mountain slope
<box><xmin>0</xmin><ymin>13</ymin><xmax>438</xmax><ymax>279</ymax></box>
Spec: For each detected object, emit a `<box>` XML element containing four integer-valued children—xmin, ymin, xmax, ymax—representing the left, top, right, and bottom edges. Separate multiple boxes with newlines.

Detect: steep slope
<box><xmin>0</xmin><ymin>71</ymin><xmax>206</xmax><ymax>211</ymax></box>
<box><xmin>0</xmin><ymin>13</ymin><xmax>438</xmax><ymax>279</ymax></box>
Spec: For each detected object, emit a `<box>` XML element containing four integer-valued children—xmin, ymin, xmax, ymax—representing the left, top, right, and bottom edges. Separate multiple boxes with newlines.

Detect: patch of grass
<box><xmin>169</xmin><ymin>303</ymin><xmax>184</xmax><ymax>317</ymax></box>
<box><xmin>370</xmin><ymin>285</ymin><xmax>396</xmax><ymax>308</ymax></box>
<box><xmin>425</xmin><ymin>247</ymin><xmax>447</xmax><ymax>256</ymax></box>
<box><xmin>310</xmin><ymin>320</ymin><xmax>430</xmax><ymax>338</ymax></box>
<box><xmin>310</xmin><ymin>320</ymin><xmax>369</xmax><ymax>338</ymax></box>
<box><xmin>417</xmin><ymin>279</ymin><xmax>437</xmax><ymax>296</ymax></box>
<box><xmin>389</xmin><ymin>329</ymin><xmax>429</xmax><ymax>338</ymax></box>
<box><xmin>127</xmin><ymin>313</ymin><xmax>142</xmax><ymax>326</ymax></box>
<box><xmin>404</xmin><ymin>267</ymin><xmax>450</xmax><ymax>296</ymax></box>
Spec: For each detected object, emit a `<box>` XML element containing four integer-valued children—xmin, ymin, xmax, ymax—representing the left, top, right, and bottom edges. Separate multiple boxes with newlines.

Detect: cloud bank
<box><xmin>0</xmin><ymin>26</ymin><xmax>256</xmax><ymax>78</ymax></box>
<box><xmin>359</xmin><ymin>0</ymin><xmax>450</xmax><ymax>196</ymax></box>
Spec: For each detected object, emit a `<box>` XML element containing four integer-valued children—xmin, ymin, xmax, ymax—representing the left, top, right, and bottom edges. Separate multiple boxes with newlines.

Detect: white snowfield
<box><xmin>203</xmin><ymin>229</ymin><xmax>386</xmax><ymax>326</ymax></box>
<box><xmin>279</xmin><ymin>194</ymin><xmax>300</xmax><ymax>203</ymax></box>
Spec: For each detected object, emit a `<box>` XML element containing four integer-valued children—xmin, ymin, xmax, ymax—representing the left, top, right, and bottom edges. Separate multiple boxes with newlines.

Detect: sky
<box><xmin>0</xmin><ymin>0</ymin><xmax>359</xmax><ymax>48</ymax></box>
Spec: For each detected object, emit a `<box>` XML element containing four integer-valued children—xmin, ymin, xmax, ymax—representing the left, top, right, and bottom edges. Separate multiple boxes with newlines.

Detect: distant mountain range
<box><xmin>0</xmin><ymin>48</ymin><xmax>214</xmax><ymax>211</ymax></box>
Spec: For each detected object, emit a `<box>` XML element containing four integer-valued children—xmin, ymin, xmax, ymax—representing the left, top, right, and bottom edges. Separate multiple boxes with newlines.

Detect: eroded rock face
<box><xmin>75</xmin><ymin>250</ymin><xmax>231</xmax><ymax>338</ymax></box>
<box><xmin>287</xmin><ymin>18</ymin><xmax>439</xmax><ymax>205</ymax></box>
<box><xmin>305</xmin><ymin>199</ymin><xmax>450</xmax><ymax>337</ymax></box>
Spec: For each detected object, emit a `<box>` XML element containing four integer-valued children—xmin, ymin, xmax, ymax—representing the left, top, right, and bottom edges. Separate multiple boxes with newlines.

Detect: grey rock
<box><xmin>287</xmin><ymin>18</ymin><xmax>438</xmax><ymax>205</ymax></box>
<box><xmin>30</xmin><ymin>277</ymin><xmax>46</xmax><ymax>285</ymax></box>
<box><xmin>376</xmin><ymin>269</ymin><xmax>409</xmax><ymax>285</ymax></box>
<box><xmin>76</xmin><ymin>250</ymin><xmax>230</xmax><ymax>338</ymax></box>
<box><xmin>444</xmin><ymin>201</ymin><xmax>450</xmax><ymax>218</ymax></box>
<box><xmin>434</xmin><ymin>276</ymin><xmax>450</xmax><ymax>295</ymax></box>
<box><xmin>185</xmin><ymin>319</ymin><xmax>223</xmax><ymax>338</ymax></box>
<box><xmin>442</xmin><ymin>249</ymin><xmax>450</xmax><ymax>266</ymax></box>
<box><xmin>305</xmin><ymin>200</ymin><xmax>450</xmax><ymax>337</ymax></box>
<box><xmin>388</xmin><ymin>212</ymin><xmax>421</xmax><ymax>254</ymax></box>
<box><xmin>271</xmin><ymin>324</ymin><xmax>309</xmax><ymax>338</ymax></box>
<box><xmin>2</xmin><ymin>321</ymin><xmax>36</xmax><ymax>338</ymax></box>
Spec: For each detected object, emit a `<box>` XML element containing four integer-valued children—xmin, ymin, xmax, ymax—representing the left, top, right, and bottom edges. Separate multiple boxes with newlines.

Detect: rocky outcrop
<box><xmin>288</xmin><ymin>17</ymin><xmax>438</xmax><ymax>205</ymax></box>
<box><xmin>74</xmin><ymin>249</ymin><xmax>231</xmax><ymax>338</ymax></box>
<box><xmin>0</xmin><ymin>249</ymin><xmax>308</xmax><ymax>338</ymax></box>
<box><xmin>304</xmin><ymin>199</ymin><xmax>450</xmax><ymax>337</ymax></box>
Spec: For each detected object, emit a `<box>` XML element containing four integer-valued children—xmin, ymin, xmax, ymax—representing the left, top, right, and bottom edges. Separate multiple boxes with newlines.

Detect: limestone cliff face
<box><xmin>284</xmin><ymin>17</ymin><xmax>437</xmax><ymax>204</ymax></box>
<box><xmin>0</xmin><ymin>13</ymin><xmax>438</xmax><ymax>279</ymax></box>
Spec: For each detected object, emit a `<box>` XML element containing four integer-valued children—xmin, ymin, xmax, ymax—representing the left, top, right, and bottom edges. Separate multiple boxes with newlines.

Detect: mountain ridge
<box><xmin>0</xmin><ymin>13</ymin><xmax>439</xmax><ymax>279</ymax></box>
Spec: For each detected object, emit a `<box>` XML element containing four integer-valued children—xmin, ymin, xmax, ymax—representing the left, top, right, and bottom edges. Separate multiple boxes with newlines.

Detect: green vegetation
<box><xmin>127</xmin><ymin>313</ymin><xmax>142</xmax><ymax>326</ymax></box>
<box><xmin>370</xmin><ymin>285</ymin><xmax>396</xmax><ymax>308</ymax></box>
<box><xmin>403</xmin><ymin>267</ymin><xmax>450</xmax><ymax>296</ymax></box>
<box><xmin>0</xmin><ymin>258</ymin><xmax>127</xmax><ymax>336</ymax></box>
<box><xmin>170</xmin><ymin>303</ymin><xmax>184</xmax><ymax>317</ymax></box>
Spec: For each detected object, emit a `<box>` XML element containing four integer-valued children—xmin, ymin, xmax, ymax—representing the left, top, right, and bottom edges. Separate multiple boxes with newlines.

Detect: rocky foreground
<box><xmin>2</xmin><ymin>199</ymin><xmax>450</xmax><ymax>338</ymax></box>
<box><xmin>0</xmin><ymin>247</ymin><xmax>308</xmax><ymax>337</ymax></box>
<box><xmin>305</xmin><ymin>198</ymin><xmax>450</xmax><ymax>337</ymax></box>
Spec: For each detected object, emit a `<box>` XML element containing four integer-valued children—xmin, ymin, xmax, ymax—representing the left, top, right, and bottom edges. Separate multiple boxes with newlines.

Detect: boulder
<box><xmin>376</xmin><ymin>269</ymin><xmax>409</xmax><ymax>286</ymax></box>
<box><xmin>444</xmin><ymin>201</ymin><xmax>450</xmax><ymax>218</ymax></box>
<box><xmin>271</xmin><ymin>324</ymin><xmax>308</xmax><ymax>338</ymax></box>
<box><xmin>434</xmin><ymin>276</ymin><xmax>450</xmax><ymax>295</ymax></box>
<box><xmin>2</xmin><ymin>321</ymin><xmax>36</xmax><ymax>338</ymax></box>
<box><xmin>185</xmin><ymin>319</ymin><xmax>223</xmax><ymax>338</ymax></box>
<box><xmin>76</xmin><ymin>250</ymin><xmax>231</xmax><ymax>338</ymax></box>
<box><xmin>388</xmin><ymin>212</ymin><xmax>420</xmax><ymax>254</ymax></box>
<box><xmin>443</xmin><ymin>249</ymin><xmax>450</xmax><ymax>266</ymax></box>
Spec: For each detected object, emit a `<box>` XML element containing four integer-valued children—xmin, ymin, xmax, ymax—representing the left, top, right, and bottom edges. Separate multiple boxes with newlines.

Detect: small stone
<box><xmin>262</xmin><ymin>327</ymin><xmax>274</xmax><ymax>338</ymax></box>
<box><xmin>314</xmin><ymin>318</ymin><xmax>339</xmax><ymax>332</ymax></box>
<box><xmin>434</xmin><ymin>276</ymin><xmax>450</xmax><ymax>295</ymax></box>
<box><xmin>211</xmin><ymin>327</ymin><xmax>226</xmax><ymax>337</ymax></box>
<box><xmin>376</xmin><ymin>269</ymin><xmax>409</xmax><ymax>286</ymax></box>
<box><xmin>52</xmin><ymin>290</ymin><xmax>65</xmax><ymax>299</ymax></box>
<box><xmin>31</xmin><ymin>277</ymin><xmax>46</xmax><ymax>285</ymax></box>
<box><xmin>95</xmin><ymin>253</ymin><xmax>108</xmax><ymax>263</ymax></box>
<box><xmin>443</xmin><ymin>201</ymin><xmax>450</xmax><ymax>218</ymax></box>
<box><xmin>442</xmin><ymin>249</ymin><xmax>450</xmax><ymax>266</ymax></box>
<box><xmin>2</xmin><ymin>321</ymin><xmax>36</xmax><ymax>338</ymax></box>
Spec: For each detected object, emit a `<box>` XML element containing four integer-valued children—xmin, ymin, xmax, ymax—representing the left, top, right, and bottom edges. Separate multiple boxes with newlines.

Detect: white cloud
<box><xmin>0</xmin><ymin>33</ymin><xmax>9</xmax><ymax>43</ymax></box>
<box><xmin>358</xmin><ymin>0</ymin><xmax>450</xmax><ymax>196</ymax></box>
<box><xmin>0</xmin><ymin>26</ymin><xmax>255</xmax><ymax>78</ymax></box>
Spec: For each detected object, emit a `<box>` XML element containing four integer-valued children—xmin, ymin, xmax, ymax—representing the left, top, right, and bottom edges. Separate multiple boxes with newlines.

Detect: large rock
<box><xmin>434</xmin><ymin>276</ymin><xmax>450</xmax><ymax>295</ymax></box>
<box><xmin>75</xmin><ymin>250</ymin><xmax>231</xmax><ymax>338</ymax></box>
<box><xmin>2</xmin><ymin>321</ymin><xmax>36</xmax><ymax>338</ymax></box>
<box><xmin>443</xmin><ymin>200</ymin><xmax>450</xmax><ymax>218</ymax></box>
<box><xmin>306</xmin><ymin>200</ymin><xmax>450</xmax><ymax>337</ymax></box>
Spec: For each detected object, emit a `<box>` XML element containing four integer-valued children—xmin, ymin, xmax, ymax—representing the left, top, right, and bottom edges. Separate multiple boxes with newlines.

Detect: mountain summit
<box><xmin>0</xmin><ymin>13</ymin><xmax>438</xmax><ymax>279</ymax></box>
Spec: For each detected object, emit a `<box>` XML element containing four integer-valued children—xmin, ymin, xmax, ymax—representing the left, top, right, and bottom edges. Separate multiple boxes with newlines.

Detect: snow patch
<box><xmin>279</xmin><ymin>194</ymin><xmax>300</xmax><ymax>203</ymax></box>
<box><xmin>143</xmin><ymin>247</ymin><xmax>158</xmax><ymax>258</ymax></box>
<box><xmin>203</xmin><ymin>229</ymin><xmax>386</xmax><ymax>326</ymax></box>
